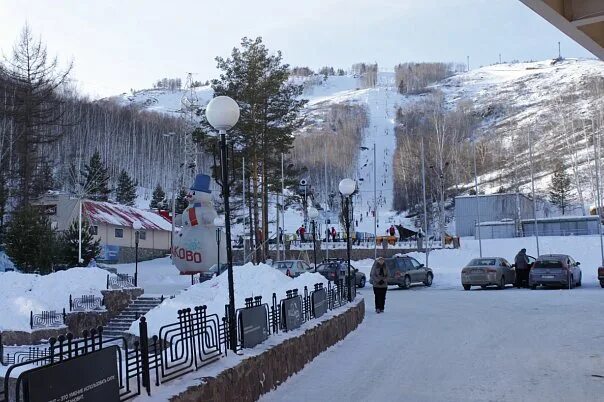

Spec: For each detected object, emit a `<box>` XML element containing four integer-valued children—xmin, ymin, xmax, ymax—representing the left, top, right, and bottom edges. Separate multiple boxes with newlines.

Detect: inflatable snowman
<box><xmin>172</xmin><ymin>174</ymin><xmax>227</xmax><ymax>274</ymax></box>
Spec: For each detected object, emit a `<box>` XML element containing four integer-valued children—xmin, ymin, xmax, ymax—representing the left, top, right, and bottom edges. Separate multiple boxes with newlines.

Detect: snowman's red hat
<box><xmin>190</xmin><ymin>174</ymin><xmax>212</xmax><ymax>193</ymax></box>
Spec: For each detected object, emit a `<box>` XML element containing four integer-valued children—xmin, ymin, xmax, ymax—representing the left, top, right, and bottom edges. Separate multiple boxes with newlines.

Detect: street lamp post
<box><xmin>214</xmin><ymin>216</ymin><xmax>224</xmax><ymax>270</ymax></box>
<box><xmin>339</xmin><ymin>178</ymin><xmax>356</xmax><ymax>302</ymax></box>
<box><xmin>132</xmin><ymin>220</ymin><xmax>142</xmax><ymax>287</ymax></box>
<box><xmin>308</xmin><ymin>207</ymin><xmax>319</xmax><ymax>271</ymax></box>
<box><xmin>206</xmin><ymin>96</ymin><xmax>240</xmax><ymax>352</ymax></box>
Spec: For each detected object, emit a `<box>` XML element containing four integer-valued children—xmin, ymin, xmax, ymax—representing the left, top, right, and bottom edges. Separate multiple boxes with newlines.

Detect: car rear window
<box><xmin>276</xmin><ymin>262</ymin><xmax>294</xmax><ymax>270</ymax></box>
<box><xmin>469</xmin><ymin>258</ymin><xmax>496</xmax><ymax>266</ymax></box>
<box><xmin>534</xmin><ymin>259</ymin><xmax>563</xmax><ymax>268</ymax></box>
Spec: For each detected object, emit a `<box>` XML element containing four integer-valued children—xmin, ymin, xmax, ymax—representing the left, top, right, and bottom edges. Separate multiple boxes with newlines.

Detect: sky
<box><xmin>0</xmin><ymin>0</ymin><xmax>595</xmax><ymax>98</ymax></box>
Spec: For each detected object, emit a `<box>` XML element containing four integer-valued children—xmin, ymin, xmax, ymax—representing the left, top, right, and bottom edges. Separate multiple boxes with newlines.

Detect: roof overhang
<box><xmin>519</xmin><ymin>0</ymin><xmax>604</xmax><ymax>60</ymax></box>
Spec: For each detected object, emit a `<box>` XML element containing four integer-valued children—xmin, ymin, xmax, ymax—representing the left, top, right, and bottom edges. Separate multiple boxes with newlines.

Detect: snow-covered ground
<box><xmin>129</xmin><ymin>263</ymin><xmax>328</xmax><ymax>336</ymax></box>
<box><xmin>113</xmin><ymin>256</ymin><xmax>190</xmax><ymax>297</ymax></box>
<box><xmin>0</xmin><ymin>268</ymin><xmax>110</xmax><ymax>332</ymax></box>
<box><xmin>260</xmin><ymin>236</ymin><xmax>604</xmax><ymax>402</ymax></box>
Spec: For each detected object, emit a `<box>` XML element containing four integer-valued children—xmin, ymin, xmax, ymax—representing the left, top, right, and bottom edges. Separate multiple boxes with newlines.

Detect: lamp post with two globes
<box><xmin>339</xmin><ymin>178</ymin><xmax>356</xmax><ymax>302</ymax></box>
<box><xmin>206</xmin><ymin>96</ymin><xmax>240</xmax><ymax>352</ymax></box>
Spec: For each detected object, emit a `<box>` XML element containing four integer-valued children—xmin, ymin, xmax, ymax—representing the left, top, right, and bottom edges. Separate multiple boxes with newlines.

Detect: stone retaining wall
<box><xmin>170</xmin><ymin>299</ymin><xmax>365</xmax><ymax>402</ymax></box>
<box><xmin>102</xmin><ymin>288</ymin><xmax>144</xmax><ymax>317</ymax></box>
<box><xmin>115</xmin><ymin>247</ymin><xmax>169</xmax><ymax>264</ymax></box>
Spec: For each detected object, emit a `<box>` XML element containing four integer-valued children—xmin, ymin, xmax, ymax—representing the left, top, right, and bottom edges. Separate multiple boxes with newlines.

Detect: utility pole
<box><xmin>558</xmin><ymin>41</ymin><xmax>561</xmax><ymax>59</ymax></box>
<box><xmin>373</xmin><ymin>142</ymin><xmax>377</xmax><ymax>259</ymax></box>
<box><xmin>472</xmin><ymin>135</ymin><xmax>482</xmax><ymax>257</ymax></box>
<box><xmin>421</xmin><ymin>137</ymin><xmax>429</xmax><ymax>267</ymax></box>
<box><xmin>593</xmin><ymin>129</ymin><xmax>604</xmax><ymax>266</ymax></box>
<box><xmin>467</xmin><ymin>55</ymin><xmax>470</xmax><ymax>72</ymax></box>
<box><xmin>281</xmin><ymin>153</ymin><xmax>285</xmax><ymax>261</ymax></box>
<box><xmin>528</xmin><ymin>129</ymin><xmax>540</xmax><ymax>255</ymax></box>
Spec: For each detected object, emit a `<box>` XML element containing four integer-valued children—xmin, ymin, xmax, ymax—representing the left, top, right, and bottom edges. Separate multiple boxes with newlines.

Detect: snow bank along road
<box><xmin>261</xmin><ymin>237</ymin><xmax>604</xmax><ymax>402</ymax></box>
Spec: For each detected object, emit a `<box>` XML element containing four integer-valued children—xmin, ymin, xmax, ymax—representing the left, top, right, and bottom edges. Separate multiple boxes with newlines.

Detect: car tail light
<box><xmin>394</xmin><ymin>271</ymin><xmax>402</xmax><ymax>278</ymax></box>
<box><xmin>461</xmin><ymin>268</ymin><xmax>468</xmax><ymax>274</ymax></box>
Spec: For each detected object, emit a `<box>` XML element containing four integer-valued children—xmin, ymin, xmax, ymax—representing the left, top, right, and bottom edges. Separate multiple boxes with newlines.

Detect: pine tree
<box><xmin>549</xmin><ymin>161</ymin><xmax>573</xmax><ymax>215</ymax></box>
<box><xmin>5</xmin><ymin>205</ymin><xmax>58</xmax><ymax>274</ymax></box>
<box><xmin>115</xmin><ymin>169</ymin><xmax>137</xmax><ymax>206</ymax></box>
<box><xmin>59</xmin><ymin>219</ymin><xmax>101</xmax><ymax>267</ymax></box>
<box><xmin>82</xmin><ymin>151</ymin><xmax>111</xmax><ymax>201</ymax></box>
<box><xmin>175</xmin><ymin>188</ymin><xmax>189</xmax><ymax>215</ymax></box>
<box><xmin>150</xmin><ymin>183</ymin><xmax>167</xmax><ymax>210</ymax></box>
<box><xmin>196</xmin><ymin>37</ymin><xmax>306</xmax><ymax>261</ymax></box>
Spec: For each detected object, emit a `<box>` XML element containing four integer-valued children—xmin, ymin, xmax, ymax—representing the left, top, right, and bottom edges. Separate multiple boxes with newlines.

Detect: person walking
<box><xmin>514</xmin><ymin>248</ymin><xmax>530</xmax><ymax>287</ymax></box>
<box><xmin>370</xmin><ymin>257</ymin><xmax>389</xmax><ymax>313</ymax></box>
<box><xmin>299</xmin><ymin>225</ymin><xmax>306</xmax><ymax>242</ymax></box>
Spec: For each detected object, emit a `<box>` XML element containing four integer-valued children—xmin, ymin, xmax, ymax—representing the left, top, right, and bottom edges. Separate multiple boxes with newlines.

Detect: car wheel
<box><xmin>530</xmin><ymin>284</ymin><xmax>537</xmax><ymax>290</ymax></box>
<box><xmin>577</xmin><ymin>274</ymin><xmax>582</xmax><ymax>287</ymax></box>
<box><xmin>402</xmin><ymin>275</ymin><xmax>411</xmax><ymax>289</ymax></box>
<box><xmin>423</xmin><ymin>273</ymin><xmax>433</xmax><ymax>287</ymax></box>
<box><xmin>569</xmin><ymin>275</ymin><xmax>575</xmax><ymax>289</ymax></box>
<box><xmin>481</xmin><ymin>285</ymin><xmax>488</xmax><ymax>289</ymax></box>
<box><xmin>359</xmin><ymin>277</ymin><xmax>366</xmax><ymax>288</ymax></box>
<box><xmin>463</xmin><ymin>284</ymin><xmax>471</xmax><ymax>291</ymax></box>
<box><xmin>600</xmin><ymin>281</ymin><xmax>604</xmax><ymax>288</ymax></box>
<box><xmin>498</xmin><ymin>276</ymin><xmax>505</xmax><ymax>290</ymax></box>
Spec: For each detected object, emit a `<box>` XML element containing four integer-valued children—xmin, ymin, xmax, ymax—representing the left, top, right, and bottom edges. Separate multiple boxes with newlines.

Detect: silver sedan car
<box><xmin>461</xmin><ymin>257</ymin><xmax>516</xmax><ymax>290</ymax></box>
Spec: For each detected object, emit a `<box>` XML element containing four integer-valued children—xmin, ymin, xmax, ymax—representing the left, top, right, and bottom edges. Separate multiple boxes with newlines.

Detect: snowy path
<box><xmin>261</xmin><ymin>284</ymin><xmax>604</xmax><ymax>402</ymax></box>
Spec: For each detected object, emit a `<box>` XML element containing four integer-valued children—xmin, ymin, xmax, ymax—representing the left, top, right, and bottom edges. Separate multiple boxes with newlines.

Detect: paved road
<box><xmin>260</xmin><ymin>284</ymin><xmax>604</xmax><ymax>402</ymax></box>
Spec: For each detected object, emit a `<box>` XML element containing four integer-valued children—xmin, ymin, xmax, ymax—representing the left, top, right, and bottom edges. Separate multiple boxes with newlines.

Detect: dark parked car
<box><xmin>198</xmin><ymin>263</ymin><xmax>228</xmax><ymax>283</ymax></box>
<box><xmin>382</xmin><ymin>255</ymin><xmax>433</xmax><ymax>289</ymax></box>
<box><xmin>273</xmin><ymin>260</ymin><xmax>312</xmax><ymax>278</ymax></box>
<box><xmin>316</xmin><ymin>259</ymin><xmax>366</xmax><ymax>288</ymax></box>
<box><xmin>529</xmin><ymin>254</ymin><xmax>582</xmax><ymax>289</ymax></box>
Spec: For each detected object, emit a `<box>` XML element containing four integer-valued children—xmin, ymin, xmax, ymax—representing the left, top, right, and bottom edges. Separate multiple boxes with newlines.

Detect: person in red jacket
<box><xmin>389</xmin><ymin>225</ymin><xmax>396</xmax><ymax>237</ymax></box>
<box><xmin>299</xmin><ymin>225</ymin><xmax>306</xmax><ymax>242</ymax></box>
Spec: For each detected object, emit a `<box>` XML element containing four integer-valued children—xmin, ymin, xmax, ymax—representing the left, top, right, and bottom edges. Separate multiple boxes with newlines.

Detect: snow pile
<box><xmin>132</xmin><ymin>263</ymin><xmax>328</xmax><ymax>336</ymax></box>
<box><xmin>0</xmin><ymin>251</ymin><xmax>15</xmax><ymax>272</ymax></box>
<box><xmin>0</xmin><ymin>268</ymin><xmax>110</xmax><ymax>332</ymax></box>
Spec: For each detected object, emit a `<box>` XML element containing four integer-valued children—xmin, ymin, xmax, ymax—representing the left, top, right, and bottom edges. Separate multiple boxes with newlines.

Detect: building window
<box><xmin>90</xmin><ymin>225</ymin><xmax>98</xmax><ymax>235</ymax></box>
<box><xmin>115</xmin><ymin>228</ymin><xmax>123</xmax><ymax>238</ymax></box>
<box><xmin>139</xmin><ymin>231</ymin><xmax>147</xmax><ymax>240</ymax></box>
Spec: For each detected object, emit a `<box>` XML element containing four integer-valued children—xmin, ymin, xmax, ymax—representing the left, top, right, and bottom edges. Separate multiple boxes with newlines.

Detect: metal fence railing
<box><xmin>30</xmin><ymin>310</ymin><xmax>66</xmax><ymax>329</ymax></box>
<box><xmin>69</xmin><ymin>294</ymin><xmax>104</xmax><ymax>311</ymax></box>
<box><xmin>107</xmin><ymin>273</ymin><xmax>136</xmax><ymax>289</ymax></box>
<box><xmin>1</xmin><ymin>279</ymin><xmax>358</xmax><ymax>402</ymax></box>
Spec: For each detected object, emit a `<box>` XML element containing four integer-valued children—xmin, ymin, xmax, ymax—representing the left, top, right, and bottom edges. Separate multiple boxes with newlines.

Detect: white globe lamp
<box><xmin>339</xmin><ymin>178</ymin><xmax>356</xmax><ymax>196</ymax></box>
<box><xmin>206</xmin><ymin>96</ymin><xmax>240</xmax><ymax>131</ymax></box>
<box><xmin>308</xmin><ymin>207</ymin><xmax>319</xmax><ymax>220</ymax></box>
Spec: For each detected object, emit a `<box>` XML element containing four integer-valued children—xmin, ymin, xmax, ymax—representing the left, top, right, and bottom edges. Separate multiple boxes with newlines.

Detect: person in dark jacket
<box><xmin>370</xmin><ymin>257</ymin><xmax>389</xmax><ymax>313</ymax></box>
<box><xmin>514</xmin><ymin>248</ymin><xmax>530</xmax><ymax>287</ymax></box>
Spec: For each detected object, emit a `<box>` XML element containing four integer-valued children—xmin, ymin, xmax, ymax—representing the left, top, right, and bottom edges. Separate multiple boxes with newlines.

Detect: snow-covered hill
<box><xmin>110</xmin><ymin>58</ymin><xmax>604</xmax><ymax>234</ymax></box>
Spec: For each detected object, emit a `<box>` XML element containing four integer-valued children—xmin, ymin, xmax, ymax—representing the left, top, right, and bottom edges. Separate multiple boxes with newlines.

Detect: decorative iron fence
<box><xmin>1</xmin><ymin>280</ymin><xmax>358</xmax><ymax>402</ymax></box>
<box><xmin>107</xmin><ymin>273</ymin><xmax>136</xmax><ymax>289</ymax></box>
<box><xmin>69</xmin><ymin>294</ymin><xmax>104</xmax><ymax>311</ymax></box>
<box><xmin>30</xmin><ymin>309</ymin><xmax>66</xmax><ymax>329</ymax></box>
